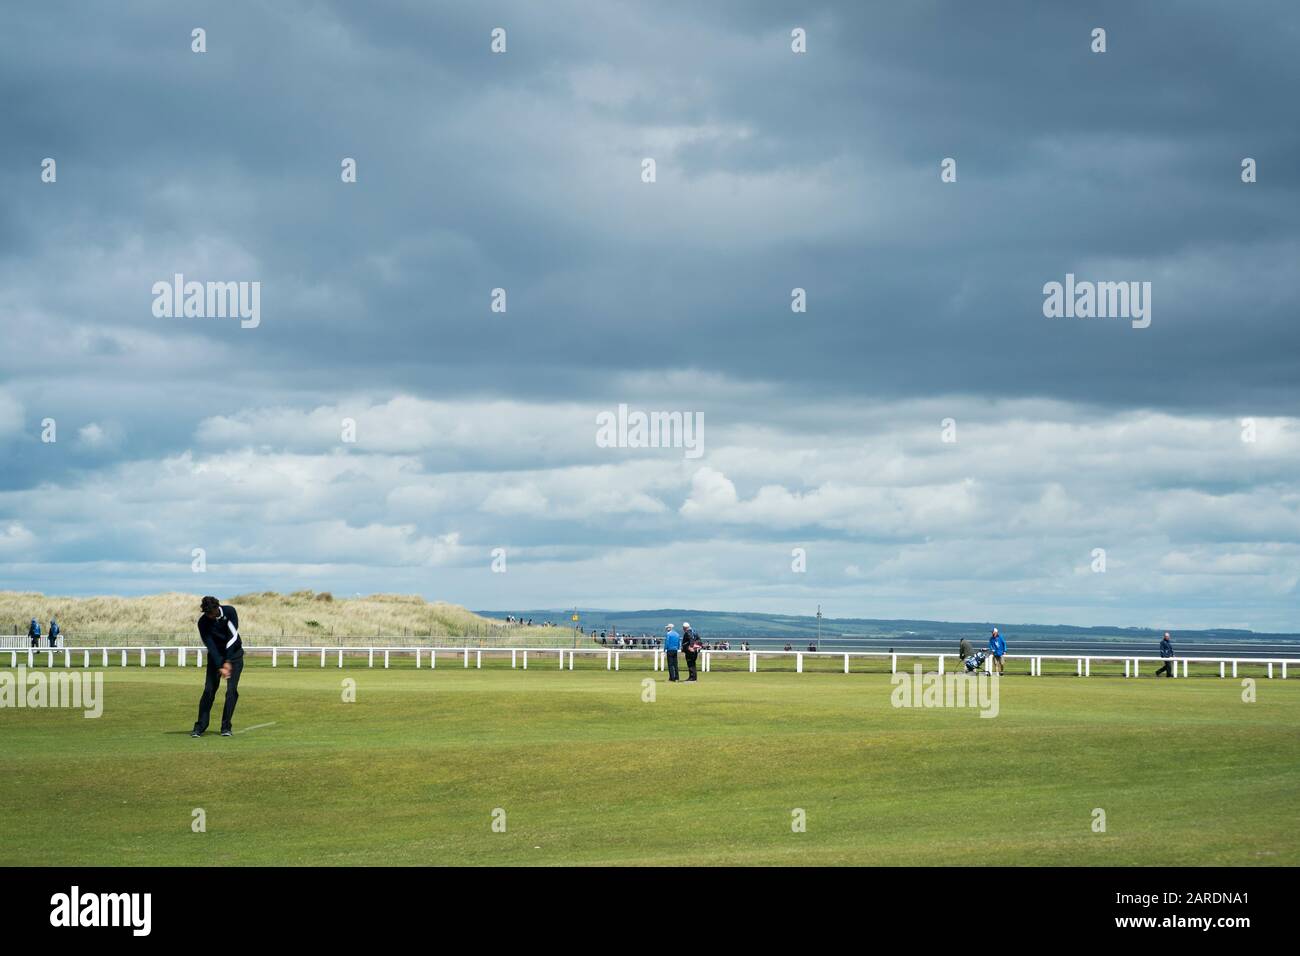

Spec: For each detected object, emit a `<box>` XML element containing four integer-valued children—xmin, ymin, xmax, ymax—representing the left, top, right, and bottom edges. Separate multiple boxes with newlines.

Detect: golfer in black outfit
<box><xmin>191</xmin><ymin>596</ymin><xmax>245</xmax><ymax>737</ymax></box>
<box><xmin>681</xmin><ymin>621</ymin><xmax>700</xmax><ymax>682</ymax></box>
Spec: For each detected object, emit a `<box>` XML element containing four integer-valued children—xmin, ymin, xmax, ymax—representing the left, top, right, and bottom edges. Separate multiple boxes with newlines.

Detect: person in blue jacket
<box><xmin>987</xmin><ymin>627</ymin><xmax>1006</xmax><ymax>675</ymax></box>
<box><xmin>1154</xmin><ymin>632</ymin><xmax>1175</xmax><ymax>677</ymax></box>
<box><xmin>48</xmin><ymin>617</ymin><xmax>60</xmax><ymax>648</ymax></box>
<box><xmin>663</xmin><ymin>624</ymin><xmax>681</xmax><ymax>682</ymax></box>
<box><xmin>28</xmin><ymin>618</ymin><xmax>40</xmax><ymax>649</ymax></box>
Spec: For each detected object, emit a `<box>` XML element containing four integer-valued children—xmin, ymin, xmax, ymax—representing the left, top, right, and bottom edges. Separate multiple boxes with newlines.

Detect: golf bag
<box><xmin>963</xmin><ymin>650</ymin><xmax>987</xmax><ymax>672</ymax></box>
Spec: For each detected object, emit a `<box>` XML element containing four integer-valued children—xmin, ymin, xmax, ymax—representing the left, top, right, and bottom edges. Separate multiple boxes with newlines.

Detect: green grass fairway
<box><xmin>3</xmin><ymin>658</ymin><xmax>1298</xmax><ymax>865</ymax></box>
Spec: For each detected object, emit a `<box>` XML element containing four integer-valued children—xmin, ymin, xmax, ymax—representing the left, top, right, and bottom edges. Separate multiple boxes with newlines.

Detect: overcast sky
<box><xmin>1</xmin><ymin>1</ymin><xmax>1298</xmax><ymax>631</ymax></box>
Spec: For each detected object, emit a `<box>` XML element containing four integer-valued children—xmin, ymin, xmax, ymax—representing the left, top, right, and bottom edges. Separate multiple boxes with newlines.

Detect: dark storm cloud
<box><xmin>2</xmin><ymin>0</ymin><xmax>1295</xmax><ymax>423</ymax></box>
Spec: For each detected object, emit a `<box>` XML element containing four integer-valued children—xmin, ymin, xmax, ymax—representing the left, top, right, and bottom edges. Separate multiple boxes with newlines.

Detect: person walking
<box><xmin>958</xmin><ymin>636</ymin><xmax>973</xmax><ymax>661</ymax></box>
<box><xmin>988</xmin><ymin>627</ymin><xmax>1006</xmax><ymax>675</ymax></box>
<box><xmin>1154</xmin><ymin>632</ymin><xmax>1175</xmax><ymax>677</ymax></box>
<box><xmin>48</xmin><ymin>617</ymin><xmax>60</xmax><ymax>648</ymax></box>
<box><xmin>28</xmin><ymin>618</ymin><xmax>40</xmax><ymax>649</ymax></box>
<box><xmin>681</xmin><ymin>621</ymin><xmax>702</xmax><ymax>682</ymax></box>
<box><xmin>663</xmin><ymin>624</ymin><xmax>681</xmax><ymax>682</ymax></box>
<box><xmin>191</xmin><ymin>595</ymin><xmax>245</xmax><ymax>738</ymax></box>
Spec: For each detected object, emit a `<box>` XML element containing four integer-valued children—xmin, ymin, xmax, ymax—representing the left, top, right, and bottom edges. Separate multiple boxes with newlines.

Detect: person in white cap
<box><xmin>663</xmin><ymin>623</ymin><xmax>682</xmax><ymax>681</ymax></box>
<box><xmin>681</xmin><ymin>621</ymin><xmax>701</xmax><ymax>682</ymax></box>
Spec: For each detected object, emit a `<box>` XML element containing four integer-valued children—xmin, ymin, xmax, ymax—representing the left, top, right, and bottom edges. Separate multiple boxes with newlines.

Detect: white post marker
<box><xmin>84</xmin><ymin>649</ymin><xmax>90</xmax><ymax>668</ymax></box>
<box><xmin>385</xmin><ymin>650</ymin><xmax>390</xmax><ymax>669</ymax></box>
<box><xmin>1086</xmin><ymin>658</ymin><xmax>1091</xmax><ymax>677</ymax></box>
<box><xmin>607</xmin><ymin>649</ymin><xmax>612</xmax><ymax>670</ymax></box>
<box><xmin>569</xmin><ymin>650</ymin><xmax>574</xmax><ymax>670</ymax></box>
<box><xmin>159</xmin><ymin>649</ymin><xmax>166</xmax><ymax>667</ymax></box>
<box><xmin>750</xmin><ymin>652</ymin><xmax>756</xmax><ymax>673</ymax></box>
<box><xmin>1232</xmin><ymin>660</ymin><xmax>1238</xmax><ymax>678</ymax></box>
<box><xmin>512</xmin><ymin>649</ymin><xmax>517</xmax><ymax>669</ymax></box>
<box><xmin>476</xmin><ymin>650</ymin><xmax>481</xmax><ymax>669</ymax></box>
<box><xmin>1124</xmin><ymin>659</ymin><xmax>1131</xmax><ymax>678</ymax></box>
<box><xmin>464</xmin><ymin>647</ymin><xmax>469</xmax><ymax>669</ymax></box>
<box><xmin>320</xmin><ymin>648</ymin><xmax>326</xmax><ymax>668</ymax></box>
<box><xmin>1268</xmin><ymin>662</ymin><xmax>1273</xmax><ymax>679</ymax></box>
<box><xmin>1134</xmin><ymin>659</ymin><xmax>1140</xmax><ymax>677</ymax></box>
<box><xmin>120</xmin><ymin>649</ymin><xmax>127</xmax><ymax>668</ymax></box>
<box><xmin>430</xmin><ymin>648</ymin><xmax>437</xmax><ymax>670</ymax></box>
<box><xmin>796</xmin><ymin>652</ymin><xmax>803</xmax><ymax>674</ymax></box>
<box><xmin>337</xmin><ymin>648</ymin><xmax>343</xmax><ymax>668</ymax></box>
<box><xmin>559</xmin><ymin>649</ymin><xmax>565</xmax><ymax>670</ymax></box>
<box><xmin>891</xmin><ymin>653</ymin><xmax>896</xmax><ymax>675</ymax></box>
<box><xmin>293</xmin><ymin>649</ymin><xmax>299</xmax><ymax>668</ymax></box>
<box><xmin>1219</xmin><ymin>661</ymin><xmax>1225</xmax><ymax>678</ymax></box>
<box><xmin>522</xmin><ymin>649</ymin><xmax>528</xmax><ymax>669</ymax></box>
<box><xmin>938</xmin><ymin>655</ymin><xmax>944</xmax><ymax>676</ymax></box>
<box><xmin>1182</xmin><ymin>659</ymin><xmax>1188</xmax><ymax>678</ymax></box>
<box><xmin>1077</xmin><ymin>658</ymin><xmax>1082</xmax><ymax>677</ymax></box>
<box><xmin>368</xmin><ymin>648</ymin><xmax>374</xmax><ymax>668</ymax></box>
<box><xmin>63</xmin><ymin>649</ymin><xmax>71</xmax><ymax>668</ymax></box>
<box><xmin>271</xmin><ymin>648</ymin><xmax>277</xmax><ymax>667</ymax></box>
<box><xmin>47</xmin><ymin>650</ymin><xmax>54</xmax><ymax>668</ymax></box>
<box><xmin>615</xmin><ymin>652</ymin><xmax>620</xmax><ymax>671</ymax></box>
<box><xmin>102</xmin><ymin>648</ymin><xmax>108</xmax><ymax>667</ymax></box>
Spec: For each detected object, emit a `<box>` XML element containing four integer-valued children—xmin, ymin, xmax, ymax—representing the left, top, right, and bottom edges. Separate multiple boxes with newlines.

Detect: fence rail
<box><xmin>1</xmin><ymin>646</ymin><xmax>1295</xmax><ymax>680</ymax></box>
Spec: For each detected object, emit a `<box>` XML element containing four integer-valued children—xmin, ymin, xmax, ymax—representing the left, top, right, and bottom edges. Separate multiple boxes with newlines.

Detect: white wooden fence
<box><xmin>0</xmin><ymin>646</ymin><xmax>1295</xmax><ymax>679</ymax></box>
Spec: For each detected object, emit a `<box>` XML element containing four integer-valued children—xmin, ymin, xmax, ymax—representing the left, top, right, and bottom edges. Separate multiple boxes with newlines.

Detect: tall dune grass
<box><xmin>0</xmin><ymin>590</ymin><xmax>571</xmax><ymax>647</ymax></box>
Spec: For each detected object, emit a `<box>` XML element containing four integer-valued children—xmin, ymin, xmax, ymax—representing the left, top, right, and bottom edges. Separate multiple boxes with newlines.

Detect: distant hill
<box><xmin>478</xmin><ymin>607</ymin><xmax>1300</xmax><ymax>647</ymax></box>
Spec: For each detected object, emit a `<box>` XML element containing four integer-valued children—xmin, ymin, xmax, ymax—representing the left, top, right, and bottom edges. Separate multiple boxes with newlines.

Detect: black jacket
<box><xmin>1159</xmin><ymin>638</ymin><xmax>1173</xmax><ymax>659</ymax></box>
<box><xmin>198</xmin><ymin>605</ymin><xmax>244</xmax><ymax>666</ymax></box>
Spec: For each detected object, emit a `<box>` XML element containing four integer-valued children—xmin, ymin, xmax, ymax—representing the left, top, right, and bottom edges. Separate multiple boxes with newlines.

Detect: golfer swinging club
<box><xmin>191</xmin><ymin>595</ymin><xmax>245</xmax><ymax>737</ymax></box>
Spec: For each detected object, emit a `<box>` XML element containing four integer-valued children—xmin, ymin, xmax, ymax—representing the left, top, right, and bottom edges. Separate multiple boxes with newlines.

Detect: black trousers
<box><xmin>194</xmin><ymin>656</ymin><xmax>244</xmax><ymax>732</ymax></box>
<box><xmin>684</xmin><ymin>650</ymin><xmax>699</xmax><ymax>680</ymax></box>
<box><xmin>1155</xmin><ymin>660</ymin><xmax>1174</xmax><ymax>677</ymax></box>
<box><xmin>666</xmin><ymin>651</ymin><xmax>680</xmax><ymax>681</ymax></box>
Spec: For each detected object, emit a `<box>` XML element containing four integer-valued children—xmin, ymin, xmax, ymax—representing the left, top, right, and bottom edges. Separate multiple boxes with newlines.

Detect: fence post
<box><xmin>320</xmin><ymin>648</ymin><xmax>326</xmax><ymax>668</ymax></box>
<box><xmin>476</xmin><ymin>650</ymin><xmax>482</xmax><ymax>669</ymax></box>
<box><xmin>1267</xmin><ymin>662</ymin><xmax>1273</xmax><ymax>679</ymax></box>
<box><xmin>569</xmin><ymin>650</ymin><xmax>574</xmax><ymax>670</ymax></box>
<box><xmin>796</xmin><ymin>652</ymin><xmax>803</xmax><ymax>673</ymax></box>
<box><xmin>559</xmin><ymin>649</ymin><xmax>565</xmax><ymax>670</ymax></box>
<box><xmin>84</xmin><ymin>649</ymin><xmax>90</xmax><ymax>668</ymax></box>
<box><xmin>1182</xmin><ymin>659</ymin><xmax>1188</xmax><ymax>678</ymax></box>
<box><xmin>338</xmin><ymin>648</ymin><xmax>343</xmax><ymax>668</ymax></box>
<box><xmin>138</xmin><ymin>648</ymin><xmax>145</xmax><ymax>667</ymax></box>
<box><xmin>1077</xmin><ymin>658</ymin><xmax>1082</xmax><ymax>677</ymax></box>
<box><xmin>938</xmin><ymin>655</ymin><xmax>944</xmax><ymax>676</ymax></box>
<box><xmin>385</xmin><ymin>650</ymin><xmax>390</xmax><ymax>669</ymax></box>
<box><xmin>512</xmin><ymin>649</ymin><xmax>517</xmax><ymax>669</ymax></box>
<box><xmin>28</xmin><ymin>649</ymin><xmax>35</xmax><ymax>668</ymax></box>
<box><xmin>464</xmin><ymin>647</ymin><xmax>470</xmax><ymax>668</ymax></box>
<box><xmin>522</xmin><ymin>649</ymin><xmax>528</xmax><ymax>670</ymax></box>
<box><xmin>606</xmin><ymin>649</ymin><xmax>611</xmax><ymax>670</ymax></box>
<box><xmin>64</xmin><ymin>649</ymin><xmax>71</xmax><ymax>668</ymax></box>
<box><xmin>1085</xmin><ymin>658</ymin><xmax>1091</xmax><ymax>677</ymax></box>
<box><xmin>368</xmin><ymin>648</ymin><xmax>374</xmax><ymax>668</ymax></box>
<box><xmin>891</xmin><ymin>653</ymin><xmax>896</xmax><ymax>674</ymax></box>
<box><xmin>1124</xmin><ymin>659</ymin><xmax>1130</xmax><ymax>678</ymax></box>
<box><xmin>1232</xmin><ymin>660</ymin><xmax>1238</xmax><ymax>678</ymax></box>
<box><xmin>121</xmin><ymin>649</ymin><xmax>127</xmax><ymax>668</ymax></box>
<box><xmin>615</xmin><ymin>652</ymin><xmax>620</xmax><ymax>671</ymax></box>
<box><xmin>1219</xmin><ymin>661</ymin><xmax>1225</xmax><ymax>678</ymax></box>
<box><xmin>159</xmin><ymin>649</ymin><xmax>165</xmax><ymax>667</ymax></box>
<box><xmin>750</xmin><ymin>652</ymin><xmax>756</xmax><ymax>673</ymax></box>
<box><xmin>1134</xmin><ymin>659</ymin><xmax>1140</xmax><ymax>678</ymax></box>
<box><xmin>1283</xmin><ymin>662</ymin><xmax>1288</xmax><ymax>679</ymax></box>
